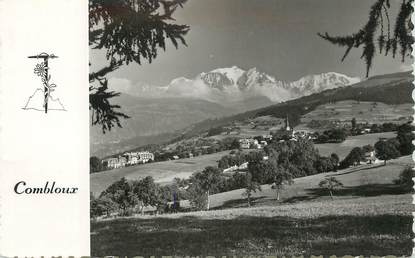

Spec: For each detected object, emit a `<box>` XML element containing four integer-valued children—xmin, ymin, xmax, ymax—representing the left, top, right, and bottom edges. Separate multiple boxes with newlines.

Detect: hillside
<box><xmin>297</xmin><ymin>100</ymin><xmax>412</xmax><ymax>130</ymax></box>
<box><xmin>315</xmin><ymin>132</ymin><xmax>396</xmax><ymax>159</ymax></box>
<box><xmin>180</xmin><ymin>71</ymin><xmax>413</xmax><ymax>138</ymax></box>
<box><xmin>90</xmin><ymin>94</ymin><xmax>277</xmax><ymax>157</ymax></box>
<box><xmin>208</xmin><ymin>154</ymin><xmax>411</xmax><ymax>209</ymax></box>
<box><xmin>90</xmin><ymin>132</ymin><xmax>396</xmax><ymax>195</ymax></box>
<box><xmin>90</xmin><ymin>95</ymin><xmax>235</xmax><ymax>156</ymax></box>
<box><xmin>91</xmin><ymin>155</ymin><xmax>413</xmax><ymax>256</ymax></box>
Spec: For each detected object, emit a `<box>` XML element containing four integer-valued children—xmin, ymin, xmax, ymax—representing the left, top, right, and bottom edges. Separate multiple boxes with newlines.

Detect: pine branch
<box><xmin>88</xmin><ymin>0</ymin><xmax>189</xmax><ymax>133</ymax></box>
<box><xmin>318</xmin><ymin>0</ymin><xmax>413</xmax><ymax>77</ymax></box>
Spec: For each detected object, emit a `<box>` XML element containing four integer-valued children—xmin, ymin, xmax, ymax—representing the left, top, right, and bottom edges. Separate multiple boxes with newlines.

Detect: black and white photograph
<box><xmin>89</xmin><ymin>0</ymin><xmax>414</xmax><ymax>256</ymax></box>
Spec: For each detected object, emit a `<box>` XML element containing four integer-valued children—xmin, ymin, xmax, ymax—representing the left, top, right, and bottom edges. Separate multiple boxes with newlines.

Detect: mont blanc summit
<box><xmin>132</xmin><ymin>66</ymin><xmax>361</xmax><ymax>103</ymax></box>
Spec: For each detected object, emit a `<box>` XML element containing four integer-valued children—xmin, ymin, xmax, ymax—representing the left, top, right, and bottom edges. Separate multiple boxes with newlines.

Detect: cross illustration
<box><xmin>28</xmin><ymin>52</ymin><xmax>58</xmax><ymax>113</ymax></box>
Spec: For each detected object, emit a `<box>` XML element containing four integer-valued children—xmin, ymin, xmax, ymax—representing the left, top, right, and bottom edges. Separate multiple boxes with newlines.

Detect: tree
<box><xmin>394</xmin><ymin>166</ymin><xmax>414</xmax><ymax>192</ymax></box>
<box><xmin>99</xmin><ymin>177</ymin><xmax>136</xmax><ymax>215</ymax></box>
<box><xmin>269</xmin><ymin>163</ymin><xmax>294</xmax><ymax>201</ymax></box>
<box><xmin>317</xmin><ymin>133</ymin><xmax>329</xmax><ymax>143</ymax></box>
<box><xmin>374</xmin><ymin>140</ymin><xmax>401</xmax><ymax>165</ymax></box>
<box><xmin>218</xmin><ymin>155</ymin><xmax>231</xmax><ymax>170</ymax></box>
<box><xmin>314</xmin><ymin>156</ymin><xmax>335</xmax><ymax>173</ymax></box>
<box><xmin>330</xmin><ymin>153</ymin><xmax>340</xmax><ymax>171</ymax></box>
<box><xmin>157</xmin><ymin>184</ymin><xmax>174</xmax><ymax>212</ymax></box>
<box><xmin>191</xmin><ymin>166</ymin><xmax>221</xmax><ymax>210</ymax></box>
<box><xmin>207</xmin><ymin>126</ymin><xmax>224</xmax><ymax>136</ymax></box>
<box><xmin>319</xmin><ymin>0</ymin><xmax>413</xmax><ymax>77</ymax></box>
<box><xmin>90</xmin><ymin>156</ymin><xmax>102</xmax><ymax>173</ymax></box>
<box><xmin>247</xmin><ymin>159</ymin><xmax>272</xmax><ymax>184</ymax></box>
<box><xmin>187</xmin><ymin>183</ymin><xmax>208</xmax><ymax>211</ymax></box>
<box><xmin>265</xmin><ymin>139</ymin><xmax>319</xmax><ymax>177</ymax></box>
<box><xmin>90</xmin><ymin>193</ymin><xmax>118</xmax><ymax>218</ymax></box>
<box><xmin>318</xmin><ymin>176</ymin><xmax>344</xmax><ymax>200</ymax></box>
<box><xmin>173</xmin><ymin>177</ymin><xmax>188</xmax><ymax>189</ymax></box>
<box><xmin>340</xmin><ymin>147</ymin><xmax>365</xmax><ymax>168</ymax></box>
<box><xmin>89</xmin><ymin>0</ymin><xmax>190</xmax><ymax>132</ymax></box>
<box><xmin>243</xmin><ymin>171</ymin><xmax>261</xmax><ymax>207</ymax></box>
<box><xmin>132</xmin><ymin>176</ymin><xmax>159</xmax><ymax>215</ymax></box>
<box><xmin>362</xmin><ymin>144</ymin><xmax>375</xmax><ymax>153</ymax></box>
<box><xmin>245</xmin><ymin>151</ymin><xmax>264</xmax><ymax>163</ymax></box>
<box><xmin>328</xmin><ymin>129</ymin><xmax>347</xmax><ymax>142</ymax></box>
<box><xmin>396</xmin><ymin>122</ymin><xmax>415</xmax><ymax>155</ymax></box>
<box><xmin>351</xmin><ymin>117</ymin><xmax>357</xmax><ymax>130</ymax></box>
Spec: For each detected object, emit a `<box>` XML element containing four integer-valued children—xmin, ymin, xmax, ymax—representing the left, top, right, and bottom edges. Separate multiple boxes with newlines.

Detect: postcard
<box><xmin>1</xmin><ymin>0</ymin><xmax>414</xmax><ymax>257</ymax></box>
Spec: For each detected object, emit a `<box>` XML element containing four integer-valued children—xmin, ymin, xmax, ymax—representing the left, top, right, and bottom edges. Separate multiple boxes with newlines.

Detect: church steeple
<box><xmin>285</xmin><ymin>115</ymin><xmax>291</xmax><ymax>131</ymax></box>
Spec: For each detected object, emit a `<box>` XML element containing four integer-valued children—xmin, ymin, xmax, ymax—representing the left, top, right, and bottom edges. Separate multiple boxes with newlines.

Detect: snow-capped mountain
<box><xmin>289</xmin><ymin>72</ymin><xmax>361</xmax><ymax>96</ymax></box>
<box><xmin>125</xmin><ymin>66</ymin><xmax>360</xmax><ymax>104</ymax></box>
<box><xmin>161</xmin><ymin>66</ymin><xmax>360</xmax><ymax>102</ymax></box>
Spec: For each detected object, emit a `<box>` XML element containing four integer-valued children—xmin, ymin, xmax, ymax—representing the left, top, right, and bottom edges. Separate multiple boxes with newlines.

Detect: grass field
<box><xmin>92</xmin><ymin>195</ymin><xmax>412</xmax><ymax>256</ymax></box>
<box><xmin>91</xmin><ymin>150</ymin><xmax>236</xmax><ymax>195</ymax></box>
<box><xmin>314</xmin><ymin>132</ymin><xmax>396</xmax><ymax>159</ymax></box>
<box><xmin>91</xmin><ymin>155</ymin><xmax>413</xmax><ymax>256</ymax></box>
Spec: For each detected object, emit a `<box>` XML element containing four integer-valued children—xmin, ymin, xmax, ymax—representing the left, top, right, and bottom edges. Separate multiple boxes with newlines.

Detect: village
<box><xmin>98</xmin><ymin>115</ymin><xmax>385</xmax><ymax>174</ymax></box>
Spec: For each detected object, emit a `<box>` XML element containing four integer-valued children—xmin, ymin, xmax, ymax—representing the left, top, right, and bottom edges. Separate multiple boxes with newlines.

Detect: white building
<box><xmin>123</xmin><ymin>151</ymin><xmax>155</xmax><ymax>165</ymax></box>
<box><xmin>103</xmin><ymin>156</ymin><xmax>127</xmax><ymax>169</ymax></box>
<box><xmin>239</xmin><ymin>138</ymin><xmax>259</xmax><ymax>149</ymax></box>
<box><xmin>222</xmin><ymin>162</ymin><xmax>249</xmax><ymax>173</ymax></box>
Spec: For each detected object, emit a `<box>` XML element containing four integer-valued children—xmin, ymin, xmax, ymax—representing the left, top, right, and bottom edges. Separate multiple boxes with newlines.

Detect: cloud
<box><xmin>108</xmin><ymin>77</ymin><xmax>132</xmax><ymax>93</ymax></box>
<box><xmin>166</xmin><ymin>77</ymin><xmax>213</xmax><ymax>100</ymax></box>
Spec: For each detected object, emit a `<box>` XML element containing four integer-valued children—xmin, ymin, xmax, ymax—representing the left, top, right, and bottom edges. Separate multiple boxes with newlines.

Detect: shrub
<box><xmin>340</xmin><ymin>147</ymin><xmax>365</xmax><ymax>168</ymax></box>
<box><xmin>396</xmin><ymin>123</ymin><xmax>415</xmax><ymax>155</ymax></box>
<box><xmin>374</xmin><ymin>140</ymin><xmax>401</xmax><ymax>165</ymax></box>
<box><xmin>99</xmin><ymin>177</ymin><xmax>136</xmax><ymax>215</ymax></box>
<box><xmin>318</xmin><ymin>176</ymin><xmax>343</xmax><ymax>200</ymax></box>
<box><xmin>394</xmin><ymin>166</ymin><xmax>414</xmax><ymax>192</ymax></box>
<box><xmin>90</xmin><ymin>194</ymin><xmax>118</xmax><ymax>218</ymax></box>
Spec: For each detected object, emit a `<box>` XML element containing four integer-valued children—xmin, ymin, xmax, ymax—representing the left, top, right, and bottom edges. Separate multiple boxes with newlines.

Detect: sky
<box><xmin>90</xmin><ymin>0</ymin><xmax>412</xmax><ymax>90</ymax></box>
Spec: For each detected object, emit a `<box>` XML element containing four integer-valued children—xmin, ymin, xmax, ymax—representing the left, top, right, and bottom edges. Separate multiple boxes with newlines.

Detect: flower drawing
<box><xmin>33</xmin><ymin>62</ymin><xmax>47</xmax><ymax>77</ymax></box>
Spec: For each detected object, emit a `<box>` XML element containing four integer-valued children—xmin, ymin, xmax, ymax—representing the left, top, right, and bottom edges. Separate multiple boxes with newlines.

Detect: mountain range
<box><xmin>130</xmin><ymin>66</ymin><xmax>361</xmax><ymax>103</ymax></box>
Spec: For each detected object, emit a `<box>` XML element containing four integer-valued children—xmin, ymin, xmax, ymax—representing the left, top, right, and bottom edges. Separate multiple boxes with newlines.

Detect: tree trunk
<box><xmin>384</xmin><ymin>160</ymin><xmax>387</xmax><ymax>166</ymax></box>
<box><xmin>247</xmin><ymin>193</ymin><xmax>251</xmax><ymax>207</ymax></box>
<box><xmin>141</xmin><ymin>205</ymin><xmax>144</xmax><ymax>215</ymax></box>
<box><xmin>329</xmin><ymin>190</ymin><xmax>334</xmax><ymax>200</ymax></box>
<box><xmin>206</xmin><ymin>190</ymin><xmax>210</xmax><ymax>210</ymax></box>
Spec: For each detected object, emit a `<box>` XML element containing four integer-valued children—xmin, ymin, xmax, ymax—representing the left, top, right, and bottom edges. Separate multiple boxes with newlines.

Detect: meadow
<box><xmin>185</xmin><ymin>155</ymin><xmax>412</xmax><ymax>209</ymax></box>
<box><xmin>91</xmin><ymin>196</ymin><xmax>412</xmax><ymax>256</ymax></box>
<box><xmin>314</xmin><ymin>131</ymin><xmax>396</xmax><ymax>159</ymax></box>
<box><xmin>90</xmin><ymin>150</ymin><xmax>236</xmax><ymax>195</ymax></box>
<box><xmin>91</xmin><ymin>155</ymin><xmax>413</xmax><ymax>256</ymax></box>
